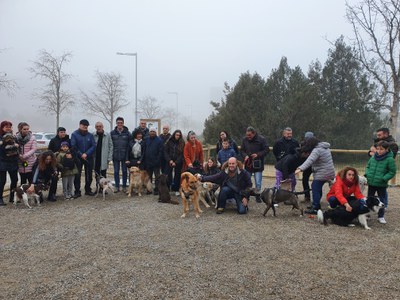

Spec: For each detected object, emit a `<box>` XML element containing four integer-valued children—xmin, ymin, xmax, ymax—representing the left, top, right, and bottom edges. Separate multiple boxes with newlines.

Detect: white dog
<box><xmin>95</xmin><ymin>177</ymin><xmax>115</xmax><ymax>200</ymax></box>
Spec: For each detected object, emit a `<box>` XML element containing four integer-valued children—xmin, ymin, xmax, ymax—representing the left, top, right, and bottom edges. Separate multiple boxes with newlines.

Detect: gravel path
<box><xmin>1</xmin><ymin>178</ymin><xmax>400</xmax><ymax>299</ymax></box>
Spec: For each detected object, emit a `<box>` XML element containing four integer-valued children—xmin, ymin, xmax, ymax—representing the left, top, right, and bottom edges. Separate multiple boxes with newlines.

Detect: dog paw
<box><xmin>181</xmin><ymin>214</ymin><xmax>187</xmax><ymax>218</ymax></box>
<box><xmin>195</xmin><ymin>214</ymin><xmax>200</xmax><ymax>219</ymax></box>
<box><xmin>365</xmin><ymin>226</ymin><xmax>371</xmax><ymax>230</ymax></box>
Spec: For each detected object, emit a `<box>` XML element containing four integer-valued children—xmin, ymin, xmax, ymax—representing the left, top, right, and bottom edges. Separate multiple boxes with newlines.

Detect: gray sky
<box><xmin>0</xmin><ymin>0</ymin><xmax>357</xmax><ymax>134</ymax></box>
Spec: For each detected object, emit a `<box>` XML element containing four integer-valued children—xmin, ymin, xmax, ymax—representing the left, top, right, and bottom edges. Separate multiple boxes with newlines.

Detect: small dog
<box><xmin>260</xmin><ymin>187</ymin><xmax>303</xmax><ymax>217</ymax></box>
<box><xmin>95</xmin><ymin>176</ymin><xmax>114</xmax><ymax>200</ymax></box>
<box><xmin>318</xmin><ymin>196</ymin><xmax>384</xmax><ymax>230</ymax></box>
<box><xmin>180</xmin><ymin>172</ymin><xmax>202</xmax><ymax>218</ymax></box>
<box><xmin>157</xmin><ymin>174</ymin><xmax>179</xmax><ymax>204</ymax></box>
<box><xmin>197</xmin><ymin>182</ymin><xmax>218</xmax><ymax>208</ymax></box>
<box><xmin>13</xmin><ymin>183</ymin><xmax>45</xmax><ymax>208</ymax></box>
<box><xmin>358</xmin><ymin>175</ymin><xmax>368</xmax><ymax>194</ymax></box>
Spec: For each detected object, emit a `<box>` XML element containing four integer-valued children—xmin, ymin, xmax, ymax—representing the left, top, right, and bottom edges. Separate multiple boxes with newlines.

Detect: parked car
<box><xmin>33</xmin><ymin>132</ymin><xmax>56</xmax><ymax>148</ymax></box>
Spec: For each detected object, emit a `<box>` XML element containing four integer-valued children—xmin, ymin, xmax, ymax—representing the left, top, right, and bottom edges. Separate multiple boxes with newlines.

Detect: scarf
<box><xmin>16</xmin><ymin>132</ymin><xmax>31</xmax><ymax>146</ymax></box>
<box><xmin>343</xmin><ymin>178</ymin><xmax>354</xmax><ymax>188</ymax></box>
<box><xmin>132</xmin><ymin>139</ymin><xmax>142</xmax><ymax>158</ymax></box>
<box><xmin>374</xmin><ymin>151</ymin><xmax>389</xmax><ymax>161</ymax></box>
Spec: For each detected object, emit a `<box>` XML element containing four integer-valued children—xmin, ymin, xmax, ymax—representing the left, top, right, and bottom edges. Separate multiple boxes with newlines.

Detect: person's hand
<box><xmin>295</xmin><ymin>168</ymin><xmax>302</xmax><ymax>175</ymax></box>
<box><xmin>188</xmin><ymin>164</ymin><xmax>193</xmax><ymax>168</ymax></box>
<box><xmin>242</xmin><ymin>197</ymin><xmax>248</xmax><ymax>207</ymax></box>
<box><xmin>81</xmin><ymin>153</ymin><xmax>87</xmax><ymax>160</ymax></box>
<box><xmin>344</xmin><ymin>202</ymin><xmax>352</xmax><ymax>212</ymax></box>
<box><xmin>195</xmin><ymin>174</ymin><xmax>202</xmax><ymax>180</ymax></box>
<box><xmin>250</xmin><ymin>153</ymin><xmax>258</xmax><ymax>159</ymax></box>
<box><xmin>244</xmin><ymin>156</ymin><xmax>249</xmax><ymax>162</ymax></box>
<box><xmin>27</xmin><ymin>184</ymin><xmax>34</xmax><ymax>194</ymax></box>
<box><xmin>125</xmin><ymin>160</ymin><xmax>130</xmax><ymax>165</ymax></box>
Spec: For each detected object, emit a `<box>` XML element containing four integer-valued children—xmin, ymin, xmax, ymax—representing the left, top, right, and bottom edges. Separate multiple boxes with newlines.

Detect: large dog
<box><xmin>95</xmin><ymin>175</ymin><xmax>115</xmax><ymax>200</ymax></box>
<box><xmin>197</xmin><ymin>182</ymin><xmax>218</xmax><ymax>208</ymax></box>
<box><xmin>180</xmin><ymin>172</ymin><xmax>202</xmax><ymax>218</ymax></box>
<box><xmin>317</xmin><ymin>196</ymin><xmax>384</xmax><ymax>230</ymax></box>
<box><xmin>260</xmin><ymin>187</ymin><xmax>304</xmax><ymax>217</ymax></box>
<box><xmin>128</xmin><ymin>166</ymin><xmax>152</xmax><ymax>197</ymax></box>
<box><xmin>13</xmin><ymin>183</ymin><xmax>45</xmax><ymax>208</ymax></box>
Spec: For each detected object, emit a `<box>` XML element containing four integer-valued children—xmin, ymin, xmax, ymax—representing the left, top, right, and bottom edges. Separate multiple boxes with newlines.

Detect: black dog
<box><xmin>157</xmin><ymin>174</ymin><xmax>178</xmax><ymax>205</ymax></box>
<box><xmin>318</xmin><ymin>196</ymin><xmax>384</xmax><ymax>230</ymax></box>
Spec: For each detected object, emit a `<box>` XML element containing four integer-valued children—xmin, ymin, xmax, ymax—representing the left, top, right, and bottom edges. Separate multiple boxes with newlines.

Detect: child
<box><xmin>56</xmin><ymin>141</ymin><xmax>78</xmax><ymax>200</ymax></box>
<box><xmin>217</xmin><ymin>138</ymin><xmax>236</xmax><ymax>166</ymax></box>
<box><xmin>365</xmin><ymin>140</ymin><xmax>396</xmax><ymax>224</ymax></box>
<box><xmin>203</xmin><ymin>157</ymin><xmax>219</xmax><ymax>176</ymax></box>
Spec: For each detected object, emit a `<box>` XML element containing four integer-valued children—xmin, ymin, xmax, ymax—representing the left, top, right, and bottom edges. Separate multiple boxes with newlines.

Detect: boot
<box><xmin>9</xmin><ymin>192</ymin><xmax>14</xmax><ymax>204</ymax></box>
<box><xmin>0</xmin><ymin>198</ymin><xmax>6</xmax><ymax>206</ymax></box>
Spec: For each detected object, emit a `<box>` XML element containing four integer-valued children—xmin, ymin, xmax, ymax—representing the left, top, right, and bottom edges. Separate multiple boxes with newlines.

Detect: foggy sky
<box><xmin>0</xmin><ymin>0</ymin><xmax>357</xmax><ymax>135</ymax></box>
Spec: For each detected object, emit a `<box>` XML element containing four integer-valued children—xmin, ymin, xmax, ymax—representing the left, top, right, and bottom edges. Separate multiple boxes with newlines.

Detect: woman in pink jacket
<box><xmin>16</xmin><ymin>122</ymin><xmax>37</xmax><ymax>184</ymax></box>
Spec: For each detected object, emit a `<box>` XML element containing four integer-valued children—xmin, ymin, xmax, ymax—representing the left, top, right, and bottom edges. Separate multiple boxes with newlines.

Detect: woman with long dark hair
<box><xmin>29</xmin><ymin>151</ymin><xmax>58</xmax><ymax>201</ymax></box>
<box><xmin>164</xmin><ymin>129</ymin><xmax>185</xmax><ymax>195</ymax></box>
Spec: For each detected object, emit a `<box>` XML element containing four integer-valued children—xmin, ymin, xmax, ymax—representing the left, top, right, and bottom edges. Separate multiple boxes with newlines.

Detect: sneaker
<box><xmin>216</xmin><ymin>208</ymin><xmax>224</xmax><ymax>214</ymax></box>
<box><xmin>317</xmin><ymin>210</ymin><xmax>324</xmax><ymax>224</ymax></box>
<box><xmin>85</xmin><ymin>191</ymin><xmax>96</xmax><ymax>196</ymax></box>
<box><xmin>273</xmin><ymin>203</ymin><xmax>279</xmax><ymax>207</ymax></box>
<box><xmin>305</xmin><ymin>208</ymin><xmax>318</xmax><ymax>215</ymax></box>
<box><xmin>175</xmin><ymin>191</ymin><xmax>180</xmax><ymax>196</ymax></box>
<box><xmin>378</xmin><ymin>217</ymin><xmax>387</xmax><ymax>224</ymax></box>
<box><xmin>73</xmin><ymin>192</ymin><xmax>82</xmax><ymax>199</ymax></box>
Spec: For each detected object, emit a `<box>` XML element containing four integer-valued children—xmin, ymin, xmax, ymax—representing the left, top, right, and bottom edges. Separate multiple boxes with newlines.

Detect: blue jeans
<box><xmin>250</xmin><ymin>171</ymin><xmax>262</xmax><ymax>190</ymax></box>
<box><xmin>113</xmin><ymin>159</ymin><xmax>127</xmax><ymax>189</ymax></box>
<box><xmin>218</xmin><ymin>186</ymin><xmax>247</xmax><ymax>214</ymax></box>
<box><xmin>311</xmin><ymin>180</ymin><xmax>328</xmax><ymax>210</ymax></box>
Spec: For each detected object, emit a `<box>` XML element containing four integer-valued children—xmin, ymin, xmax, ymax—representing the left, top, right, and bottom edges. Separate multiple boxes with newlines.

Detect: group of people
<box><xmin>0</xmin><ymin>118</ymin><xmax>398</xmax><ymax>225</ymax></box>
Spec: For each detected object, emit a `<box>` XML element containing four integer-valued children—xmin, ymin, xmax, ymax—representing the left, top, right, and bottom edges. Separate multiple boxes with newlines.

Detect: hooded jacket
<box><xmin>298</xmin><ymin>142</ymin><xmax>335</xmax><ymax>181</ymax></box>
<box><xmin>365</xmin><ymin>151</ymin><xmax>396</xmax><ymax>187</ymax></box>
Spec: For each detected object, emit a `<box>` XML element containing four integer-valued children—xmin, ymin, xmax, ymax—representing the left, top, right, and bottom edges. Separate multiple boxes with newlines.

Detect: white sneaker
<box><xmin>378</xmin><ymin>217</ymin><xmax>387</xmax><ymax>224</ymax></box>
<box><xmin>175</xmin><ymin>192</ymin><xmax>180</xmax><ymax>196</ymax></box>
<box><xmin>273</xmin><ymin>203</ymin><xmax>279</xmax><ymax>207</ymax></box>
<box><xmin>317</xmin><ymin>210</ymin><xmax>324</xmax><ymax>224</ymax></box>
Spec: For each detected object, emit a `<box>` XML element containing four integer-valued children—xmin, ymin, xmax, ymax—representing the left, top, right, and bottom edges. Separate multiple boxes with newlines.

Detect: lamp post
<box><xmin>168</xmin><ymin>91</ymin><xmax>179</xmax><ymax>129</ymax></box>
<box><xmin>116</xmin><ymin>52</ymin><xmax>138</xmax><ymax>126</ymax></box>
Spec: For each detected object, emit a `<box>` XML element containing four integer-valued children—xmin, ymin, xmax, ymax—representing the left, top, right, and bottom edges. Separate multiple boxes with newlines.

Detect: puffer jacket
<box><xmin>16</xmin><ymin>132</ymin><xmax>37</xmax><ymax>174</ymax></box>
<box><xmin>48</xmin><ymin>134</ymin><xmax>70</xmax><ymax>153</ymax></box>
<box><xmin>71</xmin><ymin>130</ymin><xmax>96</xmax><ymax>158</ymax></box>
<box><xmin>298</xmin><ymin>142</ymin><xmax>335</xmax><ymax>181</ymax></box>
<box><xmin>110</xmin><ymin>126</ymin><xmax>131</xmax><ymax>161</ymax></box>
<box><xmin>365</xmin><ymin>151</ymin><xmax>396</xmax><ymax>187</ymax></box>
<box><xmin>56</xmin><ymin>152</ymin><xmax>78</xmax><ymax>177</ymax></box>
<box><xmin>142</xmin><ymin>135</ymin><xmax>164</xmax><ymax>169</ymax></box>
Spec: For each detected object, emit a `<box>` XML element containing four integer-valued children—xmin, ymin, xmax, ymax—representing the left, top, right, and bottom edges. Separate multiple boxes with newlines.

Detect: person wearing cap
<box><xmin>142</xmin><ymin>127</ymin><xmax>164</xmax><ymax>195</ymax></box>
<box><xmin>94</xmin><ymin>121</ymin><xmax>113</xmax><ymax>178</ymax></box>
<box><xmin>110</xmin><ymin>117</ymin><xmax>131</xmax><ymax>193</ymax></box>
<box><xmin>56</xmin><ymin>141</ymin><xmax>78</xmax><ymax>200</ymax></box>
<box><xmin>48</xmin><ymin>126</ymin><xmax>70</xmax><ymax>154</ymax></box>
<box><xmin>71</xmin><ymin>119</ymin><xmax>96</xmax><ymax>197</ymax></box>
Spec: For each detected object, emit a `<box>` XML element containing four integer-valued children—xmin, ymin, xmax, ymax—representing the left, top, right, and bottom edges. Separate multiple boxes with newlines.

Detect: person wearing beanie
<box><xmin>56</xmin><ymin>141</ymin><xmax>78</xmax><ymax>200</ymax></box>
<box><xmin>48</xmin><ymin>126</ymin><xmax>70</xmax><ymax>154</ymax></box>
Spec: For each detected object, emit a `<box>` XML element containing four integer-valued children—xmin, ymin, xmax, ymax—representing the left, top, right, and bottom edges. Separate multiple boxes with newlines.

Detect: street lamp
<box><xmin>168</xmin><ymin>91</ymin><xmax>179</xmax><ymax>128</ymax></box>
<box><xmin>116</xmin><ymin>52</ymin><xmax>138</xmax><ymax>126</ymax></box>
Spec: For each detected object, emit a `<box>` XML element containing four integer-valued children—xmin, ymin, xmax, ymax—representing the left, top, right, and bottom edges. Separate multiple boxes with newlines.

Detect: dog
<box><xmin>358</xmin><ymin>175</ymin><xmax>368</xmax><ymax>194</ymax></box>
<box><xmin>317</xmin><ymin>196</ymin><xmax>384</xmax><ymax>230</ymax></box>
<box><xmin>180</xmin><ymin>172</ymin><xmax>202</xmax><ymax>218</ymax></box>
<box><xmin>128</xmin><ymin>166</ymin><xmax>144</xmax><ymax>197</ymax></box>
<box><xmin>95</xmin><ymin>176</ymin><xmax>114</xmax><ymax>200</ymax></box>
<box><xmin>197</xmin><ymin>182</ymin><xmax>218</xmax><ymax>208</ymax></box>
<box><xmin>260</xmin><ymin>187</ymin><xmax>304</xmax><ymax>217</ymax></box>
<box><xmin>157</xmin><ymin>174</ymin><xmax>179</xmax><ymax>205</ymax></box>
<box><xmin>13</xmin><ymin>183</ymin><xmax>45</xmax><ymax>208</ymax></box>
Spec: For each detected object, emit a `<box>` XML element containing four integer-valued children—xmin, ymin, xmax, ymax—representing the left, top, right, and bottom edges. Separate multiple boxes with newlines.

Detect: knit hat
<box><xmin>57</xmin><ymin>127</ymin><xmax>66</xmax><ymax>133</ymax></box>
<box><xmin>60</xmin><ymin>141</ymin><xmax>70</xmax><ymax>148</ymax></box>
<box><xmin>304</xmin><ymin>131</ymin><xmax>314</xmax><ymax>139</ymax></box>
<box><xmin>149</xmin><ymin>127</ymin><xmax>156</xmax><ymax>132</ymax></box>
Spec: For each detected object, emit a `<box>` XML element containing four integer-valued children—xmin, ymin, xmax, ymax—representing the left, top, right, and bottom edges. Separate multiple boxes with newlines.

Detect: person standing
<box><xmin>183</xmin><ymin>131</ymin><xmax>204</xmax><ymax>174</ymax></box>
<box><xmin>127</xmin><ymin>129</ymin><xmax>145</xmax><ymax>169</ymax></box>
<box><xmin>164</xmin><ymin>129</ymin><xmax>185</xmax><ymax>195</ymax></box>
<box><xmin>110</xmin><ymin>117</ymin><xmax>131</xmax><ymax>193</ymax></box>
<box><xmin>300</xmin><ymin>131</ymin><xmax>314</xmax><ymax>202</ymax></box>
<box><xmin>16</xmin><ymin>122</ymin><xmax>37</xmax><ymax>184</ymax></box>
<box><xmin>160</xmin><ymin>124</ymin><xmax>171</xmax><ymax>174</ymax></box>
<box><xmin>142</xmin><ymin>127</ymin><xmax>164</xmax><ymax>195</ymax></box>
<box><xmin>48</xmin><ymin>127</ymin><xmax>70</xmax><ymax>153</ymax></box>
<box><xmin>93</xmin><ymin>122</ymin><xmax>113</xmax><ymax>178</ymax></box>
<box><xmin>295</xmin><ymin>137</ymin><xmax>335</xmax><ymax>214</ymax></box>
<box><xmin>216</xmin><ymin>131</ymin><xmax>239</xmax><ymax>157</ymax></box>
<box><xmin>0</xmin><ymin>121</ymin><xmax>19</xmax><ymax>205</ymax></box>
<box><xmin>71</xmin><ymin>119</ymin><xmax>96</xmax><ymax>197</ymax></box>
<box><xmin>135</xmin><ymin>120</ymin><xmax>150</xmax><ymax>140</ymax></box>
<box><xmin>240</xmin><ymin>126</ymin><xmax>269</xmax><ymax>192</ymax></box>
<box><xmin>56</xmin><ymin>142</ymin><xmax>78</xmax><ymax>200</ymax></box>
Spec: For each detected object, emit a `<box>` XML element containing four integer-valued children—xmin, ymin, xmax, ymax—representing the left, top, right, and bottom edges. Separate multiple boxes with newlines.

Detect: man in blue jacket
<box><xmin>71</xmin><ymin>119</ymin><xmax>96</xmax><ymax>197</ymax></box>
<box><xmin>142</xmin><ymin>127</ymin><xmax>163</xmax><ymax>195</ymax></box>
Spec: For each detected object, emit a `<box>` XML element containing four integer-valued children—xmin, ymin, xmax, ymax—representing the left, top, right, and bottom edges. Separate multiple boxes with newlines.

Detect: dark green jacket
<box><xmin>365</xmin><ymin>151</ymin><xmax>396</xmax><ymax>187</ymax></box>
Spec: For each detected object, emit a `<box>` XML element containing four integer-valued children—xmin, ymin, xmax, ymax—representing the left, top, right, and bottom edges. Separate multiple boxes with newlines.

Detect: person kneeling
<box><xmin>197</xmin><ymin>157</ymin><xmax>252</xmax><ymax>214</ymax></box>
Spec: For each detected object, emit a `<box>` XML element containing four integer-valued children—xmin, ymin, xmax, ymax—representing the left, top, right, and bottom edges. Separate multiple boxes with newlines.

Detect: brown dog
<box><xmin>157</xmin><ymin>174</ymin><xmax>179</xmax><ymax>205</ymax></box>
<box><xmin>180</xmin><ymin>172</ymin><xmax>202</xmax><ymax>218</ymax></box>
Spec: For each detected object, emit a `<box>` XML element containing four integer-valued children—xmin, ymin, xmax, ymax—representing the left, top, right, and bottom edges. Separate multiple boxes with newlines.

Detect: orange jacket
<box><xmin>326</xmin><ymin>174</ymin><xmax>364</xmax><ymax>205</ymax></box>
<box><xmin>183</xmin><ymin>140</ymin><xmax>204</xmax><ymax>171</ymax></box>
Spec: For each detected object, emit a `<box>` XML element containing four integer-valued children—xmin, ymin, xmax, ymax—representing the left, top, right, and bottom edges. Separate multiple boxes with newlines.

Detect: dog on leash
<box><xmin>95</xmin><ymin>175</ymin><xmax>114</xmax><ymax>200</ymax></box>
<box><xmin>180</xmin><ymin>172</ymin><xmax>202</xmax><ymax>218</ymax></box>
<box><xmin>13</xmin><ymin>183</ymin><xmax>45</xmax><ymax>208</ymax></box>
<box><xmin>157</xmin><ymin>174</ymin><xmax>179</xmax><ymax>205</ymax></box>
<box><xmin>260</xmin><ymin>187</ymin><xmax>304</xmax><ymax>217</ymax></box>
<box><xmin>128</xmin><ymin>167</ymin><xmax>153</xmax><ymax>197</ymax></box>
<box><xmin>317</xmin><ymin>196</ymin><xmax>384</xmax><ymax>230</ymax></box>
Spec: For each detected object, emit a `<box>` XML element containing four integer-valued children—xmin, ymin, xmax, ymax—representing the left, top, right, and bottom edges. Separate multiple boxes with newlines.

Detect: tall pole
<box><xmin>116</xmin><ymin>52</ymin><xmax>138</xmax><ymax>126</ymax></box>
<box><xmin>168</xmin><ymin>91</ymin><xmax>179</xmax><ymax>129</ymax></box>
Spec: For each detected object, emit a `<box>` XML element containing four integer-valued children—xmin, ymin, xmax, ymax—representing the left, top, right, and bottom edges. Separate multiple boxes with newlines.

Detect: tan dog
<box><xmin>128</xmin><ymin>167</ymin><xmax>143</xmax><ymax>196</ymax></box>
<box><xmin>197</xmin><ymin>182</ymin><xmax>218</xmax><ymax>208</ymax></box>
<box><xmin>180</xmin><ymin>172</ymin><xmax>202</xmax><ymax>218</ymax></box>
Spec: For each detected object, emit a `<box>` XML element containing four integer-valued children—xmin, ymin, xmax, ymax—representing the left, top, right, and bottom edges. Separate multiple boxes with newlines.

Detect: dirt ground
<box><xmin>1</xmin><ymin>177</ymin><xmax>400</xmax><ymax>300</ymax></box>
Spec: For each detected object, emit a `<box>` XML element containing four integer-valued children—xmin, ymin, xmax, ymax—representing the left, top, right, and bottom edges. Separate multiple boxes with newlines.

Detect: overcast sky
<box><xmin>0</xmin><ymin>0</ymin><xmax>358</xmax><ymax>134</ymax></box>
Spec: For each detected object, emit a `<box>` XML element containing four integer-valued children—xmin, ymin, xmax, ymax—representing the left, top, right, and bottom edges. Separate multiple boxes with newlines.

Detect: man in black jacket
<box><xmin>48</xmin><ymin>127</ymin><xmax>70</xmax><ymax>154</ymax></box>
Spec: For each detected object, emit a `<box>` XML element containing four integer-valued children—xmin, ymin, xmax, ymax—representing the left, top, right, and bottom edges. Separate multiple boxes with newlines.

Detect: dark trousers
<box><xmin>146</xmin><ymin>167</ymin><xmax>160</xmax><ymax>191</ymax></box>
<box><xmin>368</xmin><ymin>185</ymin><xmax>386</xmax><ymax>218</ymax></box>
<box><xmin>74</xmin><ymin>157</ymin><xmax>93</xmax><ymax>193</ymax></box>
<box><xmin>165</xmin><ymin>163</ymin><xmax>183</xmax><ymax>192</ymax></box>
<box><xmin>19</xmin><ymin>172</ymin><xmax>33</xmax><ymax>185</ymax></box>
<box><xmin>302</xmin><ymin>167</ymin><xmax>312</xmax><ymax>199</ymax></box>
<box><xmin>0</xmin><ymin>169</ymin><xmax>18</xmax><ymax>201</ymax></box>
<box><xmin>218</xmin><ymin>186</ymin><xmax>247</xmax><ymax>214</ymax></box>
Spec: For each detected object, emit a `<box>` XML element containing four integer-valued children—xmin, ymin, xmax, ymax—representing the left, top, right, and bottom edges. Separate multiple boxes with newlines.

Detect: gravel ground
<box><xmin>1</xmin><ymin>177</ymin><xmax>400</xmax><ymax>300</ymax></box>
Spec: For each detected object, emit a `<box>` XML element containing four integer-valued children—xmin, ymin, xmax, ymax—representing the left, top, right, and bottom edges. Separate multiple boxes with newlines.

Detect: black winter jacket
<box><xmin>110</xmin><ymin>126</ymin><xmax>131</xmax><ymax>161</ymax></box>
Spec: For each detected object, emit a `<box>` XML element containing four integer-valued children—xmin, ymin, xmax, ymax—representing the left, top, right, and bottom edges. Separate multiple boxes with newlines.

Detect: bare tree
<box><xmin>29</xmin><ymin>49</ymin><xmax>74</xmax><ymax>130</ymax></box>
<box><xmin>346</xmin><ymin>0</ymin><xmax>400</xmax><ymax>136</ymax></box>
<box><xmin>138</xmin><ymin>95</ymin><xmax>163</xmax><ymax>119</ymax></box>
<box><xmin>0</xmin><ymin>72</ymin><xmax>18</xmax><ymax>96</ymax></box>
<box><xmin>81</xmin><ymin>71</ymin><xmax>129</xmax><ymax>131</ymax></box>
